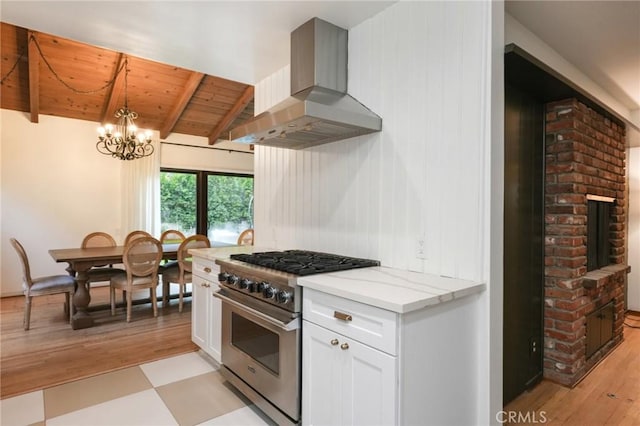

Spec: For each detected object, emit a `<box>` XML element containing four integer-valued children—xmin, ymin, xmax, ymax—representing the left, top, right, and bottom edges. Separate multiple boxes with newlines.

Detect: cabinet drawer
<box><xmin>193</xmin><ymin>256</ymin><xmax>219</xmax><ymax>280</ymax></box>
<box><xmin>303</xmin><ymin>288</ymin><xmax>397</xmax><ymax>355</ymax></box>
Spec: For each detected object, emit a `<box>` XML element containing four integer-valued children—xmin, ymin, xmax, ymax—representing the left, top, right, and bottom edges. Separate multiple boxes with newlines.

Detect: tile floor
<box><xmin>0</xmin><ymin>352</ymin><xmax>275</xmax><ymax>426</ymax></box>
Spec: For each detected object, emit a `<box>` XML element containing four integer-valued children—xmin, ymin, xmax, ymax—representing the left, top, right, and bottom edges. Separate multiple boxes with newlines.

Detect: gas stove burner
<box><xmin>230</xmin><ymin>250</ymin><xmax>380</xmax><ymax>276</ymax></box>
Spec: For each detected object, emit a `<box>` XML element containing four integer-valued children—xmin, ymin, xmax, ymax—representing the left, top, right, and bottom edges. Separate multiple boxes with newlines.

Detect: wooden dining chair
<box><xmin>160</xmin><ymin>229</ymin><xmax>186</xmax><ymax>244</ymax></box>
<box><xmin>81</xmin><ymin>232</ymin><xmax>124</xmax><ymax>294</ymax></box>
<box><xmin>124</xmin><ymin>230</ymin><xmax>152</xmax><ymax>246</ymax></box>
<box><xmin>110</xmin><ymin>236</ymin><xmax>163</xmax><ymax>322</ymax></box>
<box><xmin>10</xmin><ymin>238</ymin><xmax>75</xmax><ymax>330</ymax></box>
<box><xmin>159</xmin><ymin>229</ymin><xmax>186</xmax><ymax>266</ymax></box>
<box><xmin>161</xmin><ymin>234</ymin><xmax>210</xmax><ymax>312</ymax></box>
<box><xmin>237</xmin><ymin>228</ymin><xmax>254</xmax><ymax>245</ymax></box>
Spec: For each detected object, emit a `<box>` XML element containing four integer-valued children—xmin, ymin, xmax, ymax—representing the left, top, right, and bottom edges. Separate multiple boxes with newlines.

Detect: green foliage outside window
<box><xmin>160</xmin><ymin>171</ymin><xmax>253</xmax><ymax>235</ymax></box>
<box><xmin>160</xmin><ymin>172</ymin><xmax>197</xmax><ymax>232</ymax></box>
<box><xmin>208</xmin><ymin>175</ymin><xmax>254</xmax><ymax>229</ymax></box>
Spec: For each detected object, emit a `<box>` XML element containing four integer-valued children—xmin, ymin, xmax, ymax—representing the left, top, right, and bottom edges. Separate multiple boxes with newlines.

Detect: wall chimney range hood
<box><xmin>229</xmin><ymin>18</ymin><xmax>382</xmax><ymax>149</ymax></box>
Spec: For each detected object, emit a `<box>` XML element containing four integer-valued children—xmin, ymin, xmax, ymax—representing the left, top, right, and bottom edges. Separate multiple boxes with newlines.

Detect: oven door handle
<box><xmin>214</xmin><ymin>290</ymin><xmax>300</xmax><ymax>332</ymax></box>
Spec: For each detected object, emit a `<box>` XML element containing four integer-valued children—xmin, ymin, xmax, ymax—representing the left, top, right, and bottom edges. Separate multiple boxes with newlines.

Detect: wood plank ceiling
<box><xmin>0</xmin><ymin>22</ymin><xmax>254</xmax><ymax>144</ymax></box>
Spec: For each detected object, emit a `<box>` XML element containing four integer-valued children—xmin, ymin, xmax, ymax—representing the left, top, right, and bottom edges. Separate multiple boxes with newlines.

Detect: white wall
<box><xmin>255</xmin><ymin>1</ymin><xmax>489</xmax><ymax>281</ymax></box>
<box><xmin>161</xmin><ymin>134</ymin><xmax>254</xmax><ymax>174</ymax></box>
<box><xmin>1</xmin><ymin>110</ymin><xmax>123</xmax><ymax>296</ymax></box>
<box><xmin>488</xmin><ymin>1</ymin><xmax>505</xmax><ymax>422</ymax></box>
<box><xmin>253</xmin><ymin>1</ymin><xmax>499</xmax><ymax>422</ymax></box>
<box><xmin>0</xmin><ymin>110</ymin><xmax>253</xmax><ymax>296</ymax></box>
<box><xmin>628</xmin><ymin>147</ymin><xmax>640</xmax><ymax>310</ymax></box>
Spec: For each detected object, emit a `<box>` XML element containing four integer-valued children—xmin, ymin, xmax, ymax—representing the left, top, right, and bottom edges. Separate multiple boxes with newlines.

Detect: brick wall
<box><xmin>544</xmin><ymin>98</ymin><xmax>627</xmax><ymax>386</ymax></box>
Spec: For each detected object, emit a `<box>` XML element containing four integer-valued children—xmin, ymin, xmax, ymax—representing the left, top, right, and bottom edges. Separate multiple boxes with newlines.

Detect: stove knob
<box><xmin>262</xmin><ymin>284</ymin><xmax>276</xmax><ymax>299</ymax></box>
<box><xmin>256</xmin><ymin>281</ymin><xmax>269</xmax><ymax>293</ymax></box>
<box><xmin>246</xmin><ymin>281</ymin><xmax>256</xmax><ymax>293</ymax></box>
<box><xmin>218</xmin><ymin>272</ymin><xmax>229</xmax><ymax>283</ymax></box>
<box><xmin>276</xmin><ymin>290</ymin><xmax>293</xmax><ymax>304</ymax></box>
<box><xmin>239</xmin><ymin>278</ymin><xmax>255</xmax><ymax>291</ymax></box>
<box><xmin>226</xmin><ymin>274</ymin><xmax>239</xmax><ymax>286</ymax></box>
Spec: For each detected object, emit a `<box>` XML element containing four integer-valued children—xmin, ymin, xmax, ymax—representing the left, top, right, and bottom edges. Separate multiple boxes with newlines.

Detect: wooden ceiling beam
<box><xmin>208</xmin><ymin>85</ymin><xmax>254</xmax><ymax>145</ymax></box>
<box><xmin>27</xmin><ymin>31</ymin><xmax>39</xmax><ymax>123</ymax></box>
<box><xmin>100</xmin><ymin>53</ymin><xmax>125</xmax><ymax>124</ymax></box>
<box><xmin>2</xmin><ymin>23</ymin><xmax>255</xmax><ymax>141</ymax></box>
<box><xmin>159</xmin><ymin>71</ymin><xmax>205</xmax><ymax>139</ymax></box>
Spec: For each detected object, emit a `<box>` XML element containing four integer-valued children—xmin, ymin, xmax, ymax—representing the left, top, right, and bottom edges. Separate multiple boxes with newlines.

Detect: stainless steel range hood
<box><xmin>229</xmin><ymin>18</ymin><xmax>382</xmax><ymax>149</ymax></box>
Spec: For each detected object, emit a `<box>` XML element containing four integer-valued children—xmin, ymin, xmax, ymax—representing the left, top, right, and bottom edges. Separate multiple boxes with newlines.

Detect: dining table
<box><xmin>49</xmin><ymin>243</ymin><xmax>180</xmax><ymax>329</ymax></box>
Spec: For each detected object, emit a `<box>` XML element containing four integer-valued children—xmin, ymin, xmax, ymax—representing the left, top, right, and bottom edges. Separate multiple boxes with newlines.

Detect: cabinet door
<box><xmin>302</xmin><ymin>320</ymin><xmax>343</xmax><ymax>426</ymax></box>
<box><xmin>206</xmin><ymin>281</ymin><xmax>222</xmax><ymax>363</ymax></box>
<box><xmin>303</xmin><ymin>320</ymin><xmax>397</xmax><ymax>426</ymax></box>
<box><xmin>342</xmin><ymin>337</ymin><xmax>397</xmax><ymax>426</ymax></box>
<box><xmin>191</xmin><ymin>274</ymin><xmax>209</xmax><ymax>349</ymax></box>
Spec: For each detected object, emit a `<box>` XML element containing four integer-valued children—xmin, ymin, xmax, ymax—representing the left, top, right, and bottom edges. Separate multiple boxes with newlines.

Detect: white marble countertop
<box><xmin>189</xmin><ymin>245</ymin><xmax>272</xmax><ymax>261</ymax></box>
<box><xmin>297</xmin><ymin>267</ymin><xmax>485</xmax><ymax>314</ymax></box>
<box><xmin>190</xmin><ymin>247</ymin><xmax>485</xmax><ymax>313</ymax></box>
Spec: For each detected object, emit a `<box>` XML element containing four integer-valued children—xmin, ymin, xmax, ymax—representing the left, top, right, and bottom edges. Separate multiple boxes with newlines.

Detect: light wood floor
<box><xmin>505</xmin><ymin>312</ymin><xmax>640</xmax><ymax>425</ymax></box>
<box><xmin>1</xmin><ymin>286</ymin><xmax>197</xmax><ymax>399</ymax></box>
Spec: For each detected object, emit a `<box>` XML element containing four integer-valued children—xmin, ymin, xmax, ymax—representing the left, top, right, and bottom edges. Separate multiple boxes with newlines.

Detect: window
<box><xmin>160</xmin><ymin>169</ymin><xmax>253</xmax><ymax>245</ymax></box>
<box><xmin>207</xmin><ymin>174</ymin><xmax>254</xmax><ymax>244</ymax></box>
<box><xmin>586</xmin><ymin>197</ymin><xmax>613</xmax><ymax>271</ymax></box>
<box><xmin>160</xmin><ymin>171</ymin><xmax>197</xmax><ymax>236</ymax></box>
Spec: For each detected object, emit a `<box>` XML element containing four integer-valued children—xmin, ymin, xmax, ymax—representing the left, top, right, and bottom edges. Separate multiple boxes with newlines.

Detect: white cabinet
<box><xmin>302</xmin><ymin>286</ymin><xmax>481</xmax><ymax>425</ymax></box>
<box><xmin>302</xmin><ymin>289</ymin><xmax>397</xmax><ymax>426</ymax></box>
<box><xmin>302</xmin><ymin>321</ymin><xmax>342</xmax><ymax>426</ymax></box>
<box><xmin>303</xmin><ymin>320</ymin><xmax>396</xmax><ymax>426</ymax></box>
<box><xmin>342</xmin><ymin>333</ymin><xmax>396</xmax><ymax>425</ymax></box>
<box><xmin>192</xmin><ymin>256</ymin><xmax>222</xmax><ymax>363</ymax></box>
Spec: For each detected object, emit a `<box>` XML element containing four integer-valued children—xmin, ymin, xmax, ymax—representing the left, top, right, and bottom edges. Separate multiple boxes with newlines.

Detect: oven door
<box><xmin>216</xmin><ymin>289</ymin><xmax>300</xmax><ymax>422</ymax></box>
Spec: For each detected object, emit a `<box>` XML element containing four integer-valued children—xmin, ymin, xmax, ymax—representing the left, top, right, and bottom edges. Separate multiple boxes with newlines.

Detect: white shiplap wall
<box><xmin>254</xmin><ymin>1</ymin><xmax>490</xmax><ymax>282</ymax></box>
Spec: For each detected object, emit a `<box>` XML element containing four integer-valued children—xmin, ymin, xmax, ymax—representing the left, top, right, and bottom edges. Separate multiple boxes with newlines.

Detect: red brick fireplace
<box><xmin>544</xmin><ymin>98</ymin><xmax>630</xmax><ymax>386</ymax></box>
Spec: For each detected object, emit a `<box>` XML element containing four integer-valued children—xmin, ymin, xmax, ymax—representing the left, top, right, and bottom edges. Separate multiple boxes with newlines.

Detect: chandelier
<box><xmin>97</xmin><ymin>58</ymin><xmax>154</xmax><ymax>160</ymax></box>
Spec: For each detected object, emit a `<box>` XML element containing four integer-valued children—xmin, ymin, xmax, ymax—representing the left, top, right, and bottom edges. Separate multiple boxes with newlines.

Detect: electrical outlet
<box><xmin>415</xmin><ymin>234</ymin><xmax>426</xmax><ymax>259</ymax></box>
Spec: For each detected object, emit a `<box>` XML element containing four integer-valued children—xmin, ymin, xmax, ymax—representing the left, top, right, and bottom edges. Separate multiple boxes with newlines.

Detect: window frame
<box><xmin>160</xmin><ymin>167</ymin><xmax>254</xmax><ymax>238</ymax></box>
<box><xmin>586</xmin><ymin>196</ymin><xmax>614</xmax><ymax>272</ymax></box>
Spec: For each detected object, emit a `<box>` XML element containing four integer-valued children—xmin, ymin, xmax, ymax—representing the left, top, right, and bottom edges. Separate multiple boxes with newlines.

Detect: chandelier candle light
<box><xmin>97</xmin><ymin>58</ymin><xmax>154</xmax><ymax>160</ymax></box>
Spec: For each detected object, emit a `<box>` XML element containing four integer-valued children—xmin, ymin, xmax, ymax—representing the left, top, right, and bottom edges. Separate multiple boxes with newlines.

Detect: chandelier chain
<box><xmin>1</xmin><ymin>33</ymin><xmax>126</xmax><ymax>94</ymax></box>
<box><xmin>0</xmin><ymin>49</ymin><xmax>26</xmax><ymax>85</ymax></box>
<box><xmin>1</xmin><ymin>30</ymin><xmax>154</xmax><ymax>161</ymax></box>
<box><xmin>123</xmin><ymin>58</ymin><xmax>129</xmax><ymax>107</ymax></box>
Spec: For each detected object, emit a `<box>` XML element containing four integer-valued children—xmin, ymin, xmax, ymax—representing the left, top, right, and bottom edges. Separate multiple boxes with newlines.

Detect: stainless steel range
<box><xmin>214</xmin><ymin>250</ymin><xmax>380</xmax><ymax>426</ymax></box>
